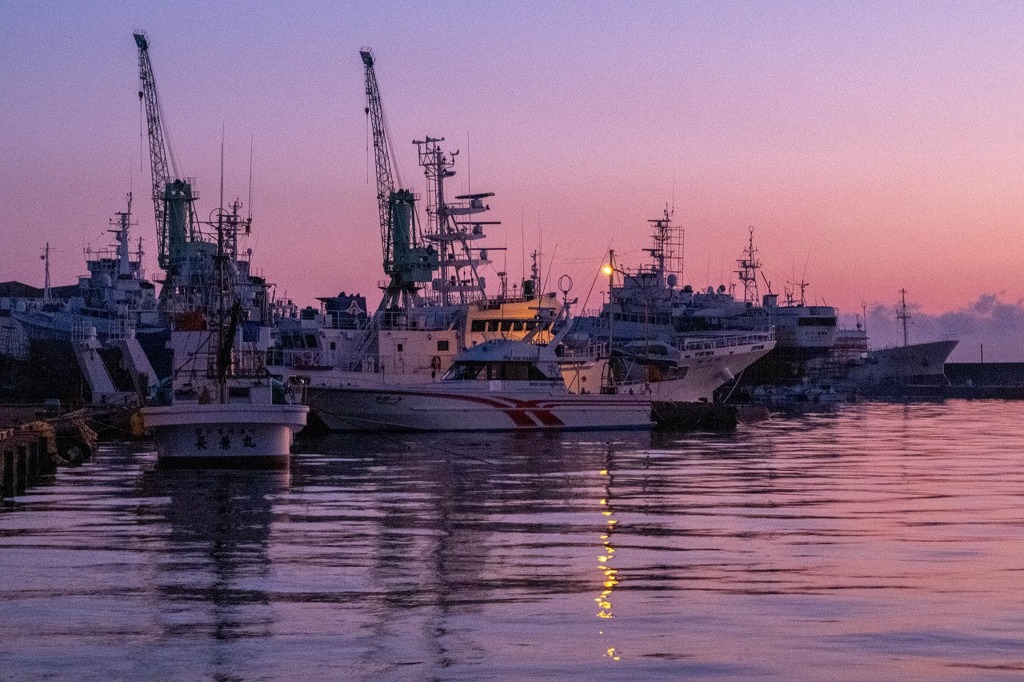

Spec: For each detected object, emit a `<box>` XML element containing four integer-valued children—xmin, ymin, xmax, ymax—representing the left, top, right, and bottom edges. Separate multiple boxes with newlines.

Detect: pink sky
<box><xmin>4</xmin><ymin>2</ymin><xmax>1024</xmax><ymax>357</ymax></box>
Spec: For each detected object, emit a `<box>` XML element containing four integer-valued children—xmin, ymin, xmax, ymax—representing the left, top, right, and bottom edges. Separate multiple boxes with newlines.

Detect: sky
<box><xmin>4</xmin><ymin>1</ymin><xmax>1024</xmax><ymax>360</ymax></box>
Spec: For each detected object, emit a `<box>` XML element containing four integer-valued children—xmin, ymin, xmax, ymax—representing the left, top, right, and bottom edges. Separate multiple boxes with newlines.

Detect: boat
<box><xmin>268</xmin><ymin>52</ymin><xmax>567</xmax><ymax>395</ymax></box>
<box><xmin>671</xmin><ymin>226</ymin><xmax>838</xmax><ymax>363</ymax></box>
<box><xmin>565</xmin><ymin>208</ymin><xmax>777</xmax><ymax>402</ymax></box>
<box><xmin>3</xmin><ymin>197</ymin><xmax>164</xmax><ymax>405</ymax></box>
<box><xmin>837</xmin><ymin>292</ymin><xmax>958</xmax><ymax>396</ymax></box>
<box><xmin>269</xmin><ymin>133</ymin><xmax>564</xmax><ymax>391</ymax></box>
<box><xmin>141</xmin><ymin>205</ymin><xmax>308</xmax><ymax>468</ymax></box>
<box><xmin>305</xmin><ymin>336</ymin><xmax>652</xmax><ymax>432</ymax></box>
<box><xmin>12</xmin><ymin>195</ymin><xmax>166</xmax><ymax>345</ymax></box>
<box><xmin>845</xmin><ymin>339</ymin><xmax>958</xmax><ymax>393</ymax></box>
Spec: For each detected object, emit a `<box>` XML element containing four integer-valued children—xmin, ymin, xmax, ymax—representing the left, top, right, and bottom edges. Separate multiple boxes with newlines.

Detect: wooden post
<box><xmin>40</xmin><ymin>435</ymin><xmax>56</xmax><ymax>475</ymax></box>
<box><xmin>2</xmin><ymin>449</ymin><xmax>13</xmax><ymax>498</ymax></box>
<box><xmin>16</xmin><ymin>445</ymin><xmax>27</xmax><ymax>493</ymax></box>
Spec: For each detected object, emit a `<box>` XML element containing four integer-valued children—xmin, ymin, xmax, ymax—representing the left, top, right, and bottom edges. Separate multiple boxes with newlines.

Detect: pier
<box><xmin>0</xmin><ymin>406</ymin><xmax>98</xmax><ymax>499</ymax></box>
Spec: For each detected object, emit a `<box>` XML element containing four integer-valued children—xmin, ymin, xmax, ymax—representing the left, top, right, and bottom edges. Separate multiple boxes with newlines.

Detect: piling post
<box><xmin>40</xmin><ymin>435</ymin><xmax>56</xmax><ymax>475</ymax></box>
<box><xmin>27</xmin><ymin>441</ymin><xmax>37</xmax><ymax>482</ymax></box>
<box><xmin>15</xmin><ymin>444</ymin><xmax>27</xmax><ymax>493</ymax></box>
<box><xmin>2</xmin><ymin>448</ymin><xmax>14</xmax><ymax>498</ymax></box>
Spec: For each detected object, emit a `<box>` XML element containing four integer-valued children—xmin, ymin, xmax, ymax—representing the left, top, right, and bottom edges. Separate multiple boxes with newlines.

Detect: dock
<box><xmin>0</xmin><ymin>406</ymin><xmax>98</xmax><ymax>499</ymax></box>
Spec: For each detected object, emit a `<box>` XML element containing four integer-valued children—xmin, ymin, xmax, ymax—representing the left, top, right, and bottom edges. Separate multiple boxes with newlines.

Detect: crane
<box><xmin>134</xmin><ymin>31</ymin><xmax>197</xmax><ymax>275</ymax></box>
<box><xmin>360</xmin><ymin>48</ymin><xmax>437</xmax><ymax>311</ymax></box>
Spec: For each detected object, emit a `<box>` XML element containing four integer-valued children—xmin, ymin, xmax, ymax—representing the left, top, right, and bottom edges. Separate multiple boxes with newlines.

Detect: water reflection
<box><xmin>595</xmin><ymin>446</ymin><xmax>621</xmax><ymax>661</ymax></box>
<box><xmin>137</xmin><ymin>468</ymin><xmax>290</xmax><ymax>677</ymax></box>
<box><xmin>7</xmin><ymin>404</ymin><xmax>1024</xmax><ymax>678</ymax></box>
<box><xmin>292</xmin><ymin>430</ymin><xmax>630</xmax><ymax>677</ymax></box>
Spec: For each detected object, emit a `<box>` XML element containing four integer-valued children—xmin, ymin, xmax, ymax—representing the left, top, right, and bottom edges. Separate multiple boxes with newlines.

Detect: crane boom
<box><xmin>134</xmin><ymin>31</ymin><xmax>195</xmax><ymax>273</ymax></box>
<box><xmin>360</xmin><ymin>48</ymin><xmax>395</xmax><ymax>261</ymax></box>
<box><xmin>360</xmin><ymin>49</ymin><xmax>437</xmax><ymax>310</ymax></box>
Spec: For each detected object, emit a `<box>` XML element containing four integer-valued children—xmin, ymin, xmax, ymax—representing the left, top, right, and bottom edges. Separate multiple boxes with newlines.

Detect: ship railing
<box><xmin>71</xmin><ymin>320</ymin><xmax>90</xmax><ymax>343</ymax></box>
<box><xmin>677</xmin><ymin>330</ymin><xmax>775</xmax><ymax>352</ymax></box>
<box><xmin>558</xmin><ymin>342</ymin><xmax>609</xmax><ymax>360</ymax></box>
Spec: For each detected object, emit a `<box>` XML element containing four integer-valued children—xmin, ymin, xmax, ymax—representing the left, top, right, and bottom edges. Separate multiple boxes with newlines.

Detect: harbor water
<box><xmin>3</xmin><ymin>400</ymin><xmax>1024</xmax><ymax>680</ymax></box>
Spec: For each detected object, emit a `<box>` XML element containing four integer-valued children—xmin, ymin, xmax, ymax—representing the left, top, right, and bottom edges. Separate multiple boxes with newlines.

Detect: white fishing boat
<box><xmin>141</xmin><ymin>325</ymin><xmax>308</xmax><ymax>468</ymax></box>
<box><xmin>305</xmin><ymin>338</ymin><xmax>652</xmax><ymax>432</ymax></box>
<box><xmin>141</xmin><ymin>206</ymin><xmax>307</xmax><ymax>468</ymax></box>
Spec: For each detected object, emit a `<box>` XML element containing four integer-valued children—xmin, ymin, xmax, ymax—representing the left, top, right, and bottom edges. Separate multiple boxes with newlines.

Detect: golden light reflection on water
<box><xmin>596</xmin><ymin>466</ymin><xmax>621</xmax><ymax>661</ymax></box>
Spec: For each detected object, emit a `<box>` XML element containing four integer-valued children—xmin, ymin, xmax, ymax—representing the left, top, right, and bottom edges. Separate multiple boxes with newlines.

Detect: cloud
<box><xmin>841</xmin><ymin>293</ymin><xmax>1024</xmax><ymax>362</ymax></box>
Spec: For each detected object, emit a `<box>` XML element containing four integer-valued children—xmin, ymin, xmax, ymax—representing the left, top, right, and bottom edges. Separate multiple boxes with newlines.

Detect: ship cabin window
<box><xmin>305</xmin><ymin>334</ymin><xmax>318</xmax><ymax>348</ymax></box>
<box><xmin>446</xmin><ymin>361</ymin><xmax>551</xmax><ymax>381</ymax></box>
<box><xmin>471</xmin><ymin>320</ymin><xmax>486</xmax><ymax>332</ymax></box>
<box><xmin>525</xmin><ymin>321</ymin><xmax>538</xmax><ymax>331</ymax></box>
<box><xmin>437</xmin><ymin>340</ymin><xmax>449</xmax><ymax>352</ymax></box>
<box><xmin>281</xmin><ymin>335</ymin><xmax>295</xmax><ymax>349</ymax></box>
<box><xmin>512</xmin><ymin>321</ymin><xmax>524</xmax><ymax>331</ymax></box>
<box><xmin>500</xmin><ymin>320</ymin><xmax>513</xmax><ymax>332</ymax></box>
<box><xmin>486</xmin><ymin>320</ymin><xmax>500</xmax><ymax>332</ymax></box>
<box><xmin>329</xmin><ymin>341</ymin><xmax>336</xmax><ymax>351</ymax></box>
<box><xmin>798</xmin><ymin>317</ymin><xmax>837</xmax><ymax>327</ymax></box>
<box><xmin>396</xmin><ymin>343</ymin><xmax>404</xmax><ymax>352</ymax></box>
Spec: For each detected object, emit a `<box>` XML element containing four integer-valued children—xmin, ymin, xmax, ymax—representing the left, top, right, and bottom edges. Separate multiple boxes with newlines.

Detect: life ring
<box><xmin>430</xmin><ymin>355</ymin><xmax>442</xmax><ymax>370</ymax></box>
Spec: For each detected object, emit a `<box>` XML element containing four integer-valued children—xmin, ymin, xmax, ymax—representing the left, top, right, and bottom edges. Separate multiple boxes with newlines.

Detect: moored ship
<box><xmin>305</xmin><ymin>336</ymin><xmax>651</xmax><ymax>432</ymax></box>
<box><xmin>566</xmin><ymin>208</ymin><xmax>777</xmax><ymax>402</ymax></box>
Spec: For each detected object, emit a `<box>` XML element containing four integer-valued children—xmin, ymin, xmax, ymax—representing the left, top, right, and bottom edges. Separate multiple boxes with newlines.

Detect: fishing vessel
<box><xmin>671</xmin><ymin>226</ymin><xmax>838</xmax><ymax>361</ymax></box>
<box><xmin>12</xmin><ymin>195</ymin><xmax>166</xmax><ymax>345</ymax></box>
<box><xmin>141</xmin><ymin>203</ymin><xmax>307</xmax><ymax>468</ymax></box>
<box><xmin>305</xmin><ymin>337</ymin><xmax>652</xmax><ymax>432</ymax></box>
<box><xmin>269</xmin><ymin>51</ymin><xmax>563</xmax><ymax>392</ymax></box>
<box><xmin>566</xmin><ymin>209</ymin><xmax>776</xmax><ymax>402</ymax></box>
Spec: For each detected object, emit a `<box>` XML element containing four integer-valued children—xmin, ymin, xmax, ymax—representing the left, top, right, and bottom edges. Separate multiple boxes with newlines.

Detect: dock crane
<box><xmin>360</xmin><ymin>48</ymin><xmax>438</xmax><ymax>311</ymax></box>
<box><xmin>133</xmin><ymin>31</ymin><xmax>198</xmax><ymax>280</ymax></box>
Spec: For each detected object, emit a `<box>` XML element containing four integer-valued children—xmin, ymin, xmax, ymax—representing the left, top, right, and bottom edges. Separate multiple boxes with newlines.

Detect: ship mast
<box><xmin>643</xmin><ymin>205</ymin><xmax>683</xmax><ymax>286</ymax></box>
<box><xmin>109</xmin><ymin>192</ymin><xmax>134</xmax><ymax>278</ymax></box>
<box><xmin>736</xmin><ymin>226</ymin><xmax>760</xmax><ymax>304</ymax></box>
<box><xmin>897</xmin><ymin>288</ymin><xmax>911</xmax><ymax>347</ymax></box>
<box><xmin>40</xmin><ymin>243</ymin><xmax>51</xmax><ymax>304</ymax></box>
<box><xmin>416</xmin><ymin>136</ymin><xmax>497</xmax><ymax>307</ymax></box>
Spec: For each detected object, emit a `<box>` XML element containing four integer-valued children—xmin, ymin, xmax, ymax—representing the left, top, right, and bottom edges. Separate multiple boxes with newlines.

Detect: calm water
<box><xmin>3</xmin><ymin>401</ymin><xmax>1024</xmax><ymax>680</ymax></box>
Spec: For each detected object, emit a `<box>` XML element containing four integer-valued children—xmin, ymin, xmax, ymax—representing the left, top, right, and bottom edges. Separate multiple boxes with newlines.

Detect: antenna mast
<box><xmin>897</xmin><ymin>289</ymin><xmax>911</xmax><ymax>346</ymax></box>
<box><xmin>736</xmin><ymin>226</ymin><xmax>760</xmax><ymax>304</ymax></box>
<box><xmin>41</xmin><ymin>243</ymin><xmax>52</xmax><ymax>304</ymax></box>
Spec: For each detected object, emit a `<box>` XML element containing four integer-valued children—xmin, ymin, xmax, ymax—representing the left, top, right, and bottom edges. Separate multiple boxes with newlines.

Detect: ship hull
<box><xmin>846</xmin><ymin>339</ymin><xmax>958</xmax><ymax>393</ymax></box>
<box><xmin>305</xmin><ymin>384</ymin><xmax>652</xmax><ymax>432</ymax></box>
<box><xmin>13</xmin><ymin>310</ymin><xmax>167</xmax><ymax>343</ymax></box>
<box><xmin>141</xmin><ymin>403</ymin><xmax>309</xmax><ymax>468</ymax></box>
<box><xmin>567</xmin><ymin>336</ymin><xmax>776</xmax><ymax>402</ymax></box>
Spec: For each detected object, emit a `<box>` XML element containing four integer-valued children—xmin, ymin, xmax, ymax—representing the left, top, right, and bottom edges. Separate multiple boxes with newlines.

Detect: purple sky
<box><xmin>5</xmin><ymin>1</ymin><xmax>1024</xmax><ymax>359</ymax></box>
